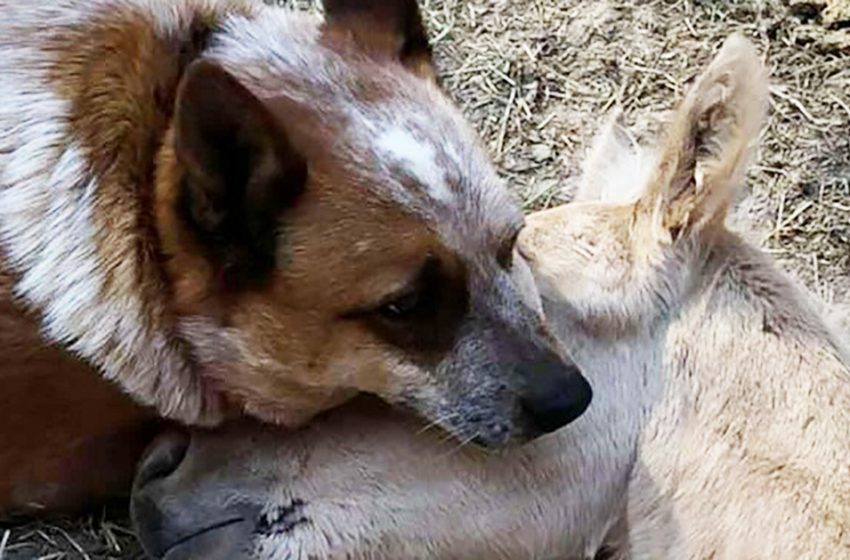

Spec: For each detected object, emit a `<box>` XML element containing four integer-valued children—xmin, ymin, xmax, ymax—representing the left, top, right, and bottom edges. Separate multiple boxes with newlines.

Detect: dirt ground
<box><xmin>2</xmin><ymin>0</ymin><xmax>848</xmax><ymax>558</ymax></box>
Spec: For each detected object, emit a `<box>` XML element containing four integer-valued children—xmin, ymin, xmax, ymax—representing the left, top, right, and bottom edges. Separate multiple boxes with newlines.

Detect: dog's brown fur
<box><xmin>0</xmin><ymin>261</ymin><xmax>160</xmax><ymax>515</ymax></box>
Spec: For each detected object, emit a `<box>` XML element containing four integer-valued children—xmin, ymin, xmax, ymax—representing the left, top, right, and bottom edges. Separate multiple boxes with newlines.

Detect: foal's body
<box><xmin>131</xmin><ymin>36</ymin><xmax>850</xmax><ymax>560</ymax></box>
<box><xmin>624</xmin><ymin>240</ymin><xmax>850</xmax><ymax>558</ymax></box>
<box><xmin>543</xmin><ymin>232</ymin><xmax>850</xmax><ymax>558</ymax></box>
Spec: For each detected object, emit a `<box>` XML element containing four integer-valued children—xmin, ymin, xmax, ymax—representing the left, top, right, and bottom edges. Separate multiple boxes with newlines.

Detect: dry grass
<box><xmin>3</xmin><ymin>0</ymin><xmax>848</xmax><ymax>557</ymax></box>
<box><xmin>0</xmin><ymin>504</ymin><xmax>142</xmax><ymax>559</ymax></box>
<box><xmin>425</xmin><ymin>0</ymin><xmax>850</xmax><ymax>302</ymax></box>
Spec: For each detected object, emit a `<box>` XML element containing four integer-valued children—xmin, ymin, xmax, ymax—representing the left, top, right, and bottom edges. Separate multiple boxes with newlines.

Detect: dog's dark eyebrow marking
<box><xmin>497</xmin><ymin>218</ymin><xmax>525</xmax><ymax>268</ymax></box>
<box><xmin>378</xmin><ymin>267</ymin><xmax>425</xmax><ymax>307</ymax></box>
<box><xmin>354</xmin><ymin>255</ymin><xmax>469</xmax><ymax>364</ymax></box>
<box><xmin>340</xmin><ymin>257</ymin><xmax>430</xmax><ymax>318</ymax></box>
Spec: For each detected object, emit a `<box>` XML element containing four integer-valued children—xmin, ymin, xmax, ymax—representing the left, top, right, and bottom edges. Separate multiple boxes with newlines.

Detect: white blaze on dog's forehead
<box><xmin>375</xmin><ymin>127</ymin><xmax>453</xmax><ymax>203</ymax></box>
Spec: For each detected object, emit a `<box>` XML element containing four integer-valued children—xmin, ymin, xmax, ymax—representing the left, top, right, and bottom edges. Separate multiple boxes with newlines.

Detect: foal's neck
<box><xmin>639</xmin><ymin>231</ymin><xmax>849</xmax><ymax>433</ymax></box>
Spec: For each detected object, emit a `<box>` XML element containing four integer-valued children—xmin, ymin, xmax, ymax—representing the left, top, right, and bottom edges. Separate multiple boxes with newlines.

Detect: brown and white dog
<box><xmin>131</xmin><ymin>36</ymin><xmax>850</xmax><ymax>560</ymax></box>
<box><xmin>0</xmin><ymin>0</ymin><xmax>591</xmax><ymax>515</ymax></box>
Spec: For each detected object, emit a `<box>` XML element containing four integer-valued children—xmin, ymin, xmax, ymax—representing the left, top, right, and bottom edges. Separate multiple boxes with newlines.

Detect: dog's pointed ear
<box><xmin>323</xmin><ymin>0</ymin><xmax>435</xmax><ymax>81</ymax></box>
<box><xmin>174</xmin><ymin>59</ymin><xmax>307</xmax><ymax>289</ymax></box>
<box><xmin>639</xmin><ymin>34</ymin><xmax>768</xmax><ymax>240</ymax></box>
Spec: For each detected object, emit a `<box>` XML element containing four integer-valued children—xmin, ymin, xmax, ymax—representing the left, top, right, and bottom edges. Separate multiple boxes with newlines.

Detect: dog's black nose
<box><xmin>520</xmin><ymin>363</ymin><xmax>592</xmax><ymax>435</ymax></box>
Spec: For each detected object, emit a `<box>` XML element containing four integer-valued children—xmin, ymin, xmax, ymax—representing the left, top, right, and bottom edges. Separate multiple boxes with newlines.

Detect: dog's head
<box><xmin>156</xmin><ymin>0</ymin><xmax>591</xmax><ymax>446</ymax></box>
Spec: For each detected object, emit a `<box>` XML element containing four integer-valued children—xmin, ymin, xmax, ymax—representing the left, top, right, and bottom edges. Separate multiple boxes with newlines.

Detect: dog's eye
<box><xmin>379</xmin><ymin>290</ymin><xmax>422</xmax><ymax>319</ymax></box>
<box><xmin>497</xmin><ymin>228</ymin><xmax>522</xmax><ymax>270</ymax></box>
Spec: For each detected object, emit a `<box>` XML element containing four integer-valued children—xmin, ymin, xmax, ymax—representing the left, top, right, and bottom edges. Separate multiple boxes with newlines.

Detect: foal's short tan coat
<box><xmin>131</xmin><ymin>36</ymin><xmax>850</xmax><ymax>560</ymax></box>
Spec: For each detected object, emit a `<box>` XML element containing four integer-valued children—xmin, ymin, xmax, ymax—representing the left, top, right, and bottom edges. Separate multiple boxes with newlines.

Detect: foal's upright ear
<box><xmin>174</xmin><ymin>60</ymin><xmax>307</xmax><ymax>289</ymax></box>
<box><xmin>323</xmin><ymin>0</ymin><xmax>435</xmax><ymax>80</ymax></box>
<box><xmin>640</xmin><ymin>34</ymin><xmax>768</xmax><ymax>239</ymax></box>
<box><xmin>574</xmin><ymin>109</ymin><xmax>647</xmax><ymax>203</ymax></box>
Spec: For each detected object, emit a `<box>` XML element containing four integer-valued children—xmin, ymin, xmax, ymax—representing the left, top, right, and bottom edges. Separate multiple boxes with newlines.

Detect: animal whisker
<box><xmin>416</xmin><ymin>411</ymin><xmax>460</xmax><ymax>436</ymax></box>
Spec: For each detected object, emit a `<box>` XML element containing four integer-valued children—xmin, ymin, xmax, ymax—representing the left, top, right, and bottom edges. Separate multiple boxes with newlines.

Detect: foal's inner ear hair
<box><xmin>639</xmin><ymin>33</ymin><xmax>769</xmax><ymax>239</ymax></box>
<box><xmin>322</xmin><ymin>0</ymin><xmax>436</xmax><ymax>81</ymax></box>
